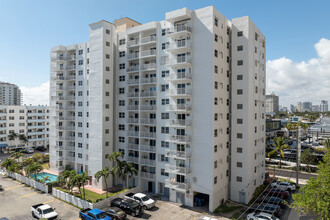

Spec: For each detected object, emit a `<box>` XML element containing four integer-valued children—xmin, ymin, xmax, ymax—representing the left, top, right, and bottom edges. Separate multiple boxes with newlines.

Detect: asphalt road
<box><xmin>0</xmin><ymin>150</ymin><xmax>49</xmax><ymax>163</ymax></box>
<box><xmin>0</xmin><ymin>173</ymin><xmax>79</xmax><ymax>220</ymax></box>
<box><xmin>266</xmin><ymin>168</ymin><xmax>317</xmax><ymax>180</ymax></box>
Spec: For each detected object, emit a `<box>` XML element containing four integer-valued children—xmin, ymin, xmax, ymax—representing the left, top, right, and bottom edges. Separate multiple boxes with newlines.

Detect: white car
<box><xmin>271</xmin><ymin>181</ymin><xmax>296</xmax><ymax>191</ymax></box>
<box><xmin>124</xmin><ymin>193</ymin><xmax>155</xmax><ymax>209</ymax></box>
<box><xmin>199</xmin><ymin>217</ymin><xmax>218</xmax><ymax>220</ymax></box>
<box><xmin>246</xmin><ymin>212</ymin><xmax>279</xmax><ymax>220</ymax></box>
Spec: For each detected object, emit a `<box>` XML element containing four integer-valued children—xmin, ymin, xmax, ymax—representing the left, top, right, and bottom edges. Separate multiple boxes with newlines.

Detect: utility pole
<box><xmin>296</xmin><ymin>126</ymin><xmax>301</xmax><ymax>186</ymax></box>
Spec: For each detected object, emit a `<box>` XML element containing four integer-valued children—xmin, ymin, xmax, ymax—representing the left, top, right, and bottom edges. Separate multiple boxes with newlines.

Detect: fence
<box><xmin>1</xmin><ymin>169</ymin><xmax>49</xmax><ymax>193</ymax></box>
<box><xmin>52</xmin><ymin>188</ymin><xmax>93</xmax><ymax>209</ymax></box>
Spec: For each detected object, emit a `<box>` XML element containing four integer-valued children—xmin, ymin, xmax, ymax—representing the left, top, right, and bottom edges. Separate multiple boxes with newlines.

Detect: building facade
<box><xmin>320</xmin><ymin>100</ymin><xmax>328</xmax><ymax>112</ymax></box>
<box><xmin>265</xmin><ymin>92</ymin><xmax>279</xmax><ymax>113</ymax></box>
<box><xmin>49</xmin><ymin>6</ymin><xmax>266</xmax><ymax>211</ymax></box>
<box><xmin>0</xmin><ymin>82</ymin><xmax>22</xmax><ymax>106</ymax></box>
<box><xmin>0</xmin><ymin>105</ymin><xmax>49</xmax><ymax>150</ymax></box>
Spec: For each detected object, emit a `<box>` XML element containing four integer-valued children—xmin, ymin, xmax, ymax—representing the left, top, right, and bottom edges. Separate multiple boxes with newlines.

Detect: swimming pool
<box><xmin>30</xmin><ymin>172</ymin><xmax>58</xmax><ymax>183</ymax></box>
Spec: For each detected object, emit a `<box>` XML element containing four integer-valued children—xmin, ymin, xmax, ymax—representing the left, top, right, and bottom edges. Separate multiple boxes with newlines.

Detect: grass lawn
<box><xmin>214</xmin><ymin>204</ymin><xmax>241</xmax><ymax>214</ymax></box>
<box><xmin>41</xmin><ymin>162</ymin><xmax>49</xmax><ymax>170</ymax></box>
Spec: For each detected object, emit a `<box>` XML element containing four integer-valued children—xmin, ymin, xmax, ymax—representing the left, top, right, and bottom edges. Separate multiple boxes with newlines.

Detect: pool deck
<box><xmin>43</xmin><ymin>169</ymin><xmax>60</xmax><ymax>176</ymax></box>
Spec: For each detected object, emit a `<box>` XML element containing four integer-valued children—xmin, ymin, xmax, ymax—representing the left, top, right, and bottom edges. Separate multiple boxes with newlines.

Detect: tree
<box><xmin>10</xmin><ymin>150</ymin><xmax>24</xmax><ymax>161</ymax></box>
<box><xmin>1</xmin><ymin>158</ymin><xmax>15</xmax><ymax>170</ymax></box>
<box><xmin>268</xmin><ymin>136</ymin><xmax>291</xmax><ymax>168</ymax></box>
<box><xmin>8</xmin><ymin>132</ymin><xmax>18</xmax><ymax>149</ymax></box>
<box><xmin>95</xmin><ymin>167</ymin><xmax>111</xmax><ymax>198</ymax></box>
<box><xmin>79</xmin><ymin>172</ymin><xmax>89</xmax><ymax>200</ymax></box>
<box><xmin>18</xmin><ymin>134</ymin><xmax>28</xmax><ymax>148</ymax></box>
<box><xmin>116</xmin><ymin>161</ymin><xmax>138</xmax><ymax>189</ymax></box>
<box><xmin>26</xmin><ymin>162</ymin><xmax>43</xmax><ymax>181</ymax></box>
<box><xmin>322</xmin><ymin>138</ymin><xmax>330</xmax><ymax>149</ymax></box>
<box><xmin>301</xmin><ymin>148</ymin><xmax>317</xmax><ymax>173</ymax></box>
<box><xmin>40</xmin><ymin>176</ymin><xmax>51</xmax><ymax>184</ymax></box>
<box><xmin>107</xmin><ymin>152</ymin><xmax>124</xmax><ymax>163</ymax></box>
<box><xmin>291</xmin><ymin>150</ymin><xmax>330</xmax><ymax>219</ymax></box>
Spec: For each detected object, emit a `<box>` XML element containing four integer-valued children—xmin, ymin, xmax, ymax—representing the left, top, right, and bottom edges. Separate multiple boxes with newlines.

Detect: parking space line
<box><xmin>43</xmin><ymin>199</ymin><xmax>56</xmax><ymax>204</ymax></box>
<box><xmin>4</xmin><ymin>184</ymin><xmax>24</xmax><ymax>190</ymax></box>
<box><xmin>19</xmin><ymin>192</ymin><xmax>38</xmax><ymax>199</ymax></box>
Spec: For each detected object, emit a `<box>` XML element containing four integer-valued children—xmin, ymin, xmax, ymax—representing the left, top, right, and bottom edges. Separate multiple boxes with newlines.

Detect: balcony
<box><xmin>140</xmin><ymin>171</ymin><xmax>155</xmax><ymax>180</ymax></box>
<box><xmin>127</xmin><ymin>65</ymin><xmax>140</xmax><ymax>73</ymax></box>
<box><xmin>140</xmin><ymin>145</ymin><xmax>156</xmax><ymax>152</ymax></box>
<box><xmin>140</xmin><ymin>118</ymin><xmax>156</xmax><ymax>125</ymax></box>
<box><xmin>166</xmin><ymin>104</ymin><xmax>192</xmax><ymax>112</ymax></box>
<box><xmin>140</xmin><ymin>63</ymin><xmax>156</xmax><ymax>71</ymax></box>
<box><xmin>165</xmin><ymin>179</ymin><xmax>190</xmax><ymax>191</ymax></box>
<box><xmin>140</xmin><ymin>158</ymin><xmax>156</xmax><ymax>166</ymax></box>
<box><xmin>140</xmin><ymin>77</ymin><xmax>156</xmax><ymax>84</ymax></box>
<box><xmin>140</xmin><ymin>50</ymin><xmax>156</xmax><ymax>58</ymax></box>
<box><xmin>140</xmin><ymin>35</ymin><xmax>156</xmax><ymax>45</ymax></box>
<box><xmin>127</xmin><ymin>78</ymin><xmax>140</xmax><ymax>85</ymax></box>
<box><xmin>55</xmin><ymin>106</ymin><xmax>75</xmax><ymax>111</ymax></box>
<box><xmin>57</xmin><ymin>126</ymin><xmax>75</xmax><ymax>131</ymax></box>
<box><xmin>165</xmin><ymin>164</ymin><xmax>191</xmax><ymax>175</ymax></box>
<box><xmin>65</xmin><ymin>155</ymin><xmax>75</xmax><ymax>162</ymax></box>
<box><xmin>128</xmin><ymin>53</ymin><xmax>139</xmax><ymax>60</ymax></box>
<box><xmin>55</xmin><ymin>145</ymin><xmax>75</xmax><ymax>151</ymax></box>
<box><xmin>127</xmin><ymin>143</ymin><xmax>139</xmax><ymax>150</ymax></box>
<box><xmin>58</xmin><ymin>116</ymin><xmax>75</xmax><ymax>121</ymax></box>
<box><xmin>140</xmin><ymin>105</ymin><xmax>156</xmax><ymax>111</ymax></box>
<box><xmin>166</xmin><ymin>41</ymin><xmax>192</xmax><ymax>53</ymax></box>
<box><xmin>127</xmin><ymin>118</ymin><xmax>139</xmax><ymax>124</ymax></box>
<box><xmin>127</xmin><ymin>156</ymin><xmax>139</xmax><ymax>163</ymax></box>
<box><xmin>166</xmin><ymin>73</ymin><xmax>192</xmax><ymax>82</ymax></box>
<box><xmin>166</xmin><ymin>119</ymin><xmax>192</xmax><ymax>127</ymax></box>
<box><xmin>51</xmin><ymin>55</ymin><xmax>76</xmax><ymax>62</ymax></box>
<box><xmin>127</xmin><ymin>92</ymin><xmax>140</xmax><ymax>98</ymax></box>
<box><xmin>166</xmin><ymin>24</ymin><xmax>192</xmax><ymax>38</ymax></box>
<box><xmin>140</xmin><ymin>131</ymin><xmax>156</xmax><ymax>138</ymax></box>
<box><xmin>165</xmin><ymin>149</ymin><xmax>191</xmax><ymax>159</ymax></box>
<box><xmin>166</xmin><ymin>134</ymin><xmax>191</xmax><ymax>143</ymax></box>
<box><xmin>127</xmin><ymin>39</ymin><xmax>140</xmax><ymax>47</ymax></box>
<box><xmin>170</xmin><ymin>88</ymin><xmax>192</xmax><ymax>96</ymax></box>
<box><xmin>127</xmin><ymin>105</ymin><xmax>139</xmax><ymax>111</ymax></box>
<box><xmin>140</xmin><ymin>91</ymin><xmax>156</xmax><ymax>98</ymax></box>
<box><xmin>167</xmin><ymin>56</ymin><xmax>192</xmax><ymax>68</ymax></box>
<box><xmin>52</xmin><ymin>75</ymin><xmax>76</xmax><ymax>81</ymax></box>
<box><xmin>127</xmin><ymin>131</ymin><xmax>139</xmax><ymax>137</ymax></box>
<box><xmin>58</xmin><ymin>136</ymin><xmax>75</xmax><ymax>141</ymax></box>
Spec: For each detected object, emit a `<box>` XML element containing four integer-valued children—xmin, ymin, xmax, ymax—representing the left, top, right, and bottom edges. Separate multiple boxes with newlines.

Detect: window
<box><xmin>161</xmin><ymin>141</ymin><xmax>169</xmax><ymax>148</ymax></box>
<box><xmin>119</xmin><ymin>137</ymin><xmax>125</xmax><ymax>143</ymax></box>
<box><xmin>105</xmin><ymin>117</ymin><xmax>109</xmax><ymax>121</ymax></box>
<box><xmin>161</xmin><ymin>99</ymin><xmax>169</xmax><ymax>105</ymax></box>
<box><xmin>237</xmin><ymin>45</ymin><xmax>243</xmax><ymax>51</ymax></box>
<box><xmin>255</xmin><ymin>46</ymin><xmax>257</xmax><ymax>53</ymax></box>
<box><xmin>161</xmin><ymin>113</ymin><xmax>169</xmax><ymax>119</ymax></box>
<box><xmin>214</xmin><ymin>50</ymin><xmax>218</xmax><ymax>57</ymax></box>
<box><xmin>161</xmin><ymin>127</ymin><xmax>169</xmax><ymax>134</ymax></box>
<box><xmin>237</xmin><ymin>148</ymin><xmax>242</xmax><ymax>153</ymax></box>
<box><xmin>214</xmin><ymin>160</ymin><xmax>218</xmax><ymax>168</ymax></box>
<box><xmin>119</xmin><ymin>88</ymin><xmax>125</xmax><ymax>94</ymax></box>
<box><xmin>255</xmin><ymin>86</ymin><xmax>258</xmax><ymax>93</ymax></box>
<box><xmin>214</xmin><ymin>65</ymin><xmax>218</xmax><ymax>74</ymax></box>
<box><xmin>105</xmin><ymin>92</ymin><xmax>110</xmax><ymax>96</ymax></box>
<box><xmin>78</xmin><ymin>91</ymin><xmax>83</xmax><ymax>96</ymax></box>
<box><xmin>78</xmin><ymin>153</ymin><xmax>82</xmax><ymax>158</ymax></box>
<box><xmin>78</xmin><ymin>70</ymin><xmax>83</xmax><ymax>75</ymax></box>
<box><xmin>78</xmin><ymin>122</ymin><xmax>82</xmax><ymax>127</ymax></box>
<box><xmin>162</xmin><ymin>29</ymin><xmax>166</xmax><ymax>36</ymax></box>
<box><xmin>237</xmin><ymin>104</ymin><xmax>243</xmax><ymax>109</ymax></box>
<box><xmin>78</xmin><ymin>81</ymin><xmax>83</xmax><ymax>86</ymax></box>
<box><xmin>214</xmin><ymin>17</ymin><xmax>218</xmax><ymax>26</ymax></box>
<box><xmin>214</xmin><ymin>97</ymin><xmax>218</xmax><ymax>105</ymax></box>
<box><xmin>160</xmin><ymin>154</ymin><xmax>169</xmax><ymax>162</ymax></box>
<box><xmin>237</xmin><ymin>31</ymin><xmax>243</xmax><ymax>37</ymax></box>
<box><xmin>105</xmin><ymin>129</ymin><xmax>109</xmax><ymax>134</ymax></box>
<box><xmin>237</xmin><ymin>89</ymin><xmax>243</xmax><ymax>95</ymax></box>
<box><xmin>106</xmin><ymin>54</ymin><xmax>110</xmax><ymax>59</ymax></box>
<box><xmin>119</xmin><ymin>76</ymin><xmax>125</xmax><ymax>81</ymax></box>
<box><xmin>237</xmin><ymin>162</ymin><xmax>242</xmax><ymax>167</ymax></box>
<box><xmin>78</xmin><ymin>112</ymin><xmax>83</xmax><ymax>117</ymax></box>
<box><xmin>119</xmin><ymin>51</ymin><xmax>125</xmax><ymax>57</ymax></box>
<box><xmin>161</xmin><ymin>169</ymin><xmax>169</xmax><ymax>176</ymax></box>
<box><xmin>78</xmin><ymin>60</ymin><xmax>83</xmax><ymax>65</ymax></box>
<box><xmin>119</xmin><ymin>63</ymin><xmax>125</xmax><ymax>69</ymax></box>
<box><xmin>214</xmin><ymin>81</ymin><xmax>218</xmax><ymax>89</ymax></box>
<box><xmin>237</xmin><ymin>60</ymin><xmax>243</xmax><ymax>65</ymax></box>
<box><xmin>214</xmin><ymin>113</ymin><xmax>218</xmax><ymax>121</ymax></box>
<box><xmin>78</xmin><ymin>143</ymin><xmax>83</xmax><ymax>148</ymax></box>
<box><xmin>236</xmin><ymin>176</ymin><xmax>242</xmax><ymax>182</ymax></box>
<box><xmin>106</xmin><ymin>66</ymin><xmax>110</xmax><ymax>71</ymax></box>
<box><xmin>79</xmin><ymin>49</ymin><xmax>83</xmax><ymax>55</ymax></box>
<box><xmin>214</xmin><ymin>129</ymin><xmax>218</xmax><ymax>137</ymax></box>
<box><xmin>106</xmin><ymin>79</ymin><xmax>110</xmax><ymax>84</ymax></box>
<box><xmin>237</xmin><ymin>119</ymin><xmax>243</xmax><ymax>124</ymax></box>
<box><xmin>119</xmin><ymin>125</ymin><xmax>125</xmax><ymax>130</ymax></box>
<box><xmin>214</xmin><ymin>176</ymin><xmax>217</xmax><ymax>184</ymax></box>
<box><xmin>78</xmin><ymin>133</ymin><xmax>82</xmax><ymax>137</ymax></box>
<box><xmin>255</xmin><ymin>32</ymin><xmax>258</xmax><ymax>41</ymax></box>
<box><xmin>161</xmin><ymin>84</ymin><xmax>169</xmax><ymax>92</ymax></box>
<box><xmin>119</xmin><ymin>112</ymin><xmax>125</xmax><ymax>118</ymax></box>
<box><xmin>237</xmin><ymin>75</ymin><xmax>243</xmax><ymax>80</ymax></box>
<box><xmin>119</xmin><ymin>100</ymin><xmax>125</xmax><ymax>106</ymax></box>
<box><xmin>106</xmin><ymin>41</ymin><xmax>110</xmax><ymax>46</ymax></box>
<box><xmin>237</xmin><ymin>133</ymin><xmax>243</xmax><ymax>138</ymax></box>
<box><xmin>161</xmin><ymin>70</ymin><xmax>169</xmax><ymax>77</ymax></box>
<box><xmin>119</xmin><ymin>39</ymin><xmax>125</xmax><ymax>45</ymax></box>
<box><xmin>214</xmin><ymin>34</ymin><xmax>218</xmax><ymax>42</ymax></box>
<box><xmin>106</xmin><ymin>29</ymin><xmax>110</xmax><ymax>34</ymax></box>
<box><xmin>214</xmin><ymin>145</ymin><xmax>218</xmax><ymax>152</ymax></box>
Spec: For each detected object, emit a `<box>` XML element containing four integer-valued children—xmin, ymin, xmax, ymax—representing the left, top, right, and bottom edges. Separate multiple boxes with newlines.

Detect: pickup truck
<box><xmin>124</xmin><ymin>192</ymin><xmax>155</xmax><ymax>209</ymax></box>
<box><xmin>31</xmin><ymin>203</ymin><xmax>58</xmax><ymax>220</ymax></box>
<box><xmin>79</xmin><ymin>208</ymin><xmax>111</xmax><ymax>220</ymax></box>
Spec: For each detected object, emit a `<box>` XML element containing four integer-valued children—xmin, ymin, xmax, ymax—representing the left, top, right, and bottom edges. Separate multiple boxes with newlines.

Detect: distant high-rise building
<box><xmin>265</xmin><ymin>92</ymin><xmax>279</xmax><ymax>113</ymax></box>
<box><xmin>290</xmin><ymin>104</ymin><xmax>297</xmax><ymax>113</ymax></box>
<box><xmin>320</xmin><ymin>100</ymin><xmax>328</xmax><ymax>112</ymax></box>
<box><xmin>0</xmin><ymin>82</ymin><xmax>22</xmax><ymax>105</ymax></box>
<box><xmin>297</xmin><ymin>102</ymin><xmax>302</xmax><ymax>112</ymax></box>
<box><xmin>312</xmin><ymin>105</ymin><xmax>320</xmax><ymax>112</ymax></box>
<box><xmin>301</xmin><ymin>102</ymin><xmax>312</xmax><ymax>112</ymax></box>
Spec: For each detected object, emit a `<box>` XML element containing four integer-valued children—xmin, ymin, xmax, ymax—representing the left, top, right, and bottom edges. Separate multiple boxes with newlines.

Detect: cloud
<box><xmin>21</xmin><ymin>81</ymin><xmax>49</xmax><ymax>106</ymax></box>
<box><xmin>267</xmin><ymin>38</ymin><xmax>330</xmax><ymax>107</ymax></box>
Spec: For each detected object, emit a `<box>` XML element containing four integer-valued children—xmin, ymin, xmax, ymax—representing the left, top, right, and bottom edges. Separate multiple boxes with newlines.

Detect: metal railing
<box><xmin>140</xmin><ymin>158</ymin><xmax>156</xmax><ymax>166</ymax></box>
<box><xmin>165</xmin><ymin>179</ymin><xmax>190</xmax><ymax>191</ymax></box>
<box><xmin>140</xmin><ymin>50</ymin><xmax>156</xmax><ymax>57</ymax></box>
<box><xmin>166</xmin><ymin>119</ymin><xmax>192</xmax><ymax>126</ymax></box>
<box><xmin>167</xmin><ymin>24</ymin><xmax>192</xmax><ymax>35</ymax></box>
<box><xmin>127</xmin><ymin>39</ymin><xmax>140</xmax><ymax>47</ymax></box>
<box><xmin>140</xmin><ymin>63</ymin><xmax>156</xmax><ymax>71</ymax></box>
<box><xmin>166</xmin><ymin>134</ymin><xmax>191</xmax><ymax>143</ymax></box>
<box><xmin>140</xmin><ymin>145</ymin><xmax>156</xmax><ymax>152</ymax></box>
<box><xmin>165</xmin><ymin>164</ymin><xmax>190</xmax><ymax>174</ymax></box>
<box><xmin>140</xmin><ymin>171</ymin><xmax>155</xmax><ymax>180</ymax></box>
<box><xmin>140</xmin><ymin>77</ymin><xmax>156</xmax><ymax>84</ymax></box>
<box><xmin>140</xmin><ymin>91</ymin><xmax>156</xmax><ymax>97</ymax></box>
<box><xmin>140</xmin><ymin>131</ymin><xmax>156</xmax><ymax>138</ymax></box>
<box><xmin>141</xmin><ymin>35</ymin><xmax>156</xmax><ymax>44</ymax></box>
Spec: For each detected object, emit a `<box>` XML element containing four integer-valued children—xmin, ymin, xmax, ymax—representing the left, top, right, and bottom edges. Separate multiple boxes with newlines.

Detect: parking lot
<box><xmin>1</xmin><ymin>173</ymin><xmax>225</xmax><ymax>220</ymax></box>
<box><xmin>0</xmin><ymin>173</ymin><xmax>80</xmax><ymax>220</ymax></box>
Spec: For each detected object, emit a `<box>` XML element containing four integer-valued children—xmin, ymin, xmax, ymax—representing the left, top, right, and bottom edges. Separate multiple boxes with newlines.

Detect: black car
<box><xmin>105</xmin><ymin>207</ymin><xmax>127</xmax><ymax>219</ymax></box>
<box><xmin>110</xmin><ymin>198</ymin><xmax>142</xmax><ymax>217</ymax></box>
<box><xmin>250</xmin><ymin>205</ymin><xmax>281</xmax><ymax>218</ymax></box>
<box><xmin>35</xmin><ymin>146</ymin><xmax>46</xmax><ymax>152</ymax></box>
<box><xmin>260</xmin><ymin>197</ymin><xmax>286</xmax><ymax>208</ymax></box>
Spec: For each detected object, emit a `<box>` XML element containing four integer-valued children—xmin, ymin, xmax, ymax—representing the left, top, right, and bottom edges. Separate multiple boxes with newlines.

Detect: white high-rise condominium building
<box><xmin>49</xmin><ymin>6</ymin><xmax>266</xmax><ymax>210</ymax></box>
<box><xmin>0</xmin><ymin>105</ymin><xmax>49</xmax><ymax>150</ymax></box>
<box><xmin>320</xmin><ymin>100</ymin><xmax>328</xmax><ymax>112</ymax></box>
<box><xmin>0</xmin><ymin>82</ymin><xmax>22</xmax><ymax>106</ymax></box>
<box><xmin>265</xmin><ymin>92</ymin><xmax>279</xmax><ymax>113</ymax></box>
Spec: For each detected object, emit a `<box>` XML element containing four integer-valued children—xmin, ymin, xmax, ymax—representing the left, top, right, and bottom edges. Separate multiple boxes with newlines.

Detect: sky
<box><xmin>0</xmin><ymin>0</ymin><xmax>330</xmax><ymax>107</ymax></box>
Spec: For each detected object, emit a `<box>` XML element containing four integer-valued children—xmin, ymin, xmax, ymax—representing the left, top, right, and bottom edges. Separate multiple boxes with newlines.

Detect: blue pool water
<box><xmin>30</xmin><ymin>172</ymin><xmax>58</xmax><ymax>183</ymax></box>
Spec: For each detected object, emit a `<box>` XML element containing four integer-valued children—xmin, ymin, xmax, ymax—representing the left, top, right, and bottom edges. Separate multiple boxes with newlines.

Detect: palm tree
<box><xmin>286</xmin><ymin>123</ymin><xmax>298</xmax><ymax>138</ymax></box>
<box><xmin>8</xmin><ymin>161</ymin><xmax>23</xmax><ymax>175</ymax></box>
<box><xmin>1</xmin><ymin>158</ymin><xmax>15</xmax><ymax>170</ymax></box>
<box><xmin>322</xmin><ymin>138</ymin><xmax>330</xmax><ymax>150</ymax></box>
<box><xmin>26</xmin><ymin>162</ymin><xmax>43</xmax><ymax>181</ymax></box>
<box><xmin>18</xmin><ymin>134</ymin><xmax>28</xmax><ymax>148</ymax></box>
<box><xmin>79</xmin><ymin>172</ymin><xmax>89</xmax><ymax>200</ymax></box>
<box><xmin>40</xmin><ymin>176</ymin><xmax>51</xmax><ymax>183</ymax></box>
<box><xmin>10</xmin><ymin>150</ymin><xmax>24</xmax><ymax>161</ymax></box>
<box><xmin>268</xmin><ymin>136</ymin><xmax>291</xmax><ymax>168</ymax></box>
<box><xmin>107</xmin><ymin>152</ymin><xmax>124</xmax><ymax>163</ymax></box>
<box><xmin>117</xmin><ymin>161</ymin><xmax>138</xmax><ymax>189</ymax></box>
<box><xmin>95</xmin><ymin>167</ymin><xmax>111</xmax><ymax>198</ymax></box>
<box><xmin>8</xmin><ymin>132</ymin><xmax>18</xmax><ymax>149</ymax></box>
<box><xmin>298</xmin><ymin>122</ymin><xmax>309</xmax><ymax>139</ymax></box>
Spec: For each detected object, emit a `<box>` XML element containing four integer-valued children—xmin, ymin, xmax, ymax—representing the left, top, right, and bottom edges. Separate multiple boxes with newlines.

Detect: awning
<box><xmin>0</xmin><ymin>144</ymin><xmax>8</xmax><ymax>148</ymax></box>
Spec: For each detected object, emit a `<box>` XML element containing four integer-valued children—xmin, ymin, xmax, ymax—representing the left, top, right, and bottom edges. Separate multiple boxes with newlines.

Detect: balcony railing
<box><xmin>127</xmin><ymin>118</ymin><xmax>139</xmax><ymax>124</ymax></box>
<box><xmin>166</xmin><ymin>119</ymin><xmax>192</xmax><ymax>126</ymax></box>
<box><xmin>165</xmin><ymin>179</ymin><xmax>190</xmax><ymax>191</ymax></box>
<box><xmin>166</xmin><ymin>104</ymin><xmax>192</xmax><ymax>111</ymax></box>
<box><xmin>55</xmin><ymin>106</ymin><xmax>75</xmax><ymax>111</ymax></box>
<box><xmin>127</xmin><ymin>156</ymin><xmax>139</xmax><ymax>163</ymax></box>
<box><xmin>140</xmin><ymin>171</ymin><xmax>155</xmax><ymax>180</ymax></box>
<box><xmin>166</xmin><ymin>41</ymin><xmax>192</xmax><ymax>51</ymax></box>
<box><xmin>57</xmin><ymin>126</ymin><xmax>75</xmax><ymax>131</ymax></box>
<box><xmin>140</xmin><ymin>118</ymin><xmax>156</xmax><ymax>125</ymax></box>
<box><xmin>166</xmin><ymin>73</ymin><xmax>192</xmax><ymax>81</ymax></box>
<box><xmin>127</xmin><ymin>105</ymin><xmax>139</xmax><ymax>111</ymax></box>
<box><xmin>140</xmin><ymin>105</ymin><xmax>156</xmax><ymax>111</ymax></box>
<box><xmin>127</xmin><ymin>92</ymin><xmax>140</xmax><ymax>98</ymax></box>
<box><xmin>165</xmin><ymin>149</ymin><xmax>191</xmax><ymax>159</ymax></box>
<box><xmin>140</xmin><ymin>35</ymin><xmax>156</xmax><ymax>44</ymax></box>
<box><xmin>165</xmin><ymin>164</ymin><xmax>191</xmax><ymax>175</ymax></box>
<box><xmin>127</xmin><ymin>39</ymin><xmax>140</xmax><ymax>47</ymax></box>
<box><xmin>127</xmin><ymin>79</ymin><xmax>140</xmax><ymax>85</ymax></box>
<box><xmin>140</xmin><ymin>131</ymin><xmax>156</xmax><ymax>138</ymax></box>
<box><xmin>140</xmin><ymin>50</ymin><xmax>156</xmax><ymax>58</ymax></box>
<box><xmin>167</xmin><ymin>56</ymin><xmax>192</xmax><ymax>66</ymax></box>
<box><xmin>58</xmin><ymin>136</ymin><xmax>75</xmax><ymax>141</ymax></box>
<box><xmin>140</xmin><ymin>145</ymin><xmax>156</xmax><ymax>152</ymax></box>
<box><xmin>127</xmin><ymin>65</ymin><xmax>140</xmax><ymax>72</ymax></box>
<box><xmin>140</xmin><ymin>91</ymin><xmax>156</xmax><ymax>97</ymax></box>
<box><xmin>140</xmin><ymin>77</ymin><xmax>156</xmax><ymax>84</ymax></box>
<box><xmin>127</xmin><ymin>131</ymin><xmax>139</xmax><ymax>137</ymax></box>
<box><xmin>140</xmin><ymin>63</ymin><xmax>156</xmax><ymax>71</ymax></box>
<box><xmin>167</xmin><ymin>25</ymin><xmax>192</xmax><ymax>35</ymax></box>
<box><xmin>140</xmin><ymin>158</ymin><xmax>156</xmax><ymax>166</ymax></box>
<box><xmin>58</xmin><ymin>116</ymin><xmax>75</xmax><ymax>121</ymax></box>
<box><xmin>166</xmin><ymin>134</ymin><xmax>191</xmax><ymax>143</ymax></box>
<box><xmin>127</xmin><ymin>144</ymin><xmax>139</xmax><ymax>150</ymax></box>
<box><xmin>128</xmin><ymin>53</ymin><xmax>139</xmax><ymax>59</ymax></box>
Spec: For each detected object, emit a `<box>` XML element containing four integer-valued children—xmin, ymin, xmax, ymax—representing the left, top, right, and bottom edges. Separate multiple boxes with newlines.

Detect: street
<box><xmin>266</xmin><ymin>168</ymin><xmax>317</xmax><ymax>181</ymax></box>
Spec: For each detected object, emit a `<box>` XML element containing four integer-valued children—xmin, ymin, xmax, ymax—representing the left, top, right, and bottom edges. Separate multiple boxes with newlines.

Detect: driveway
<box><xmin>0</xmin><ymin>173</ymin><xmax>79</xmax><ymax>220</ymax></box>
